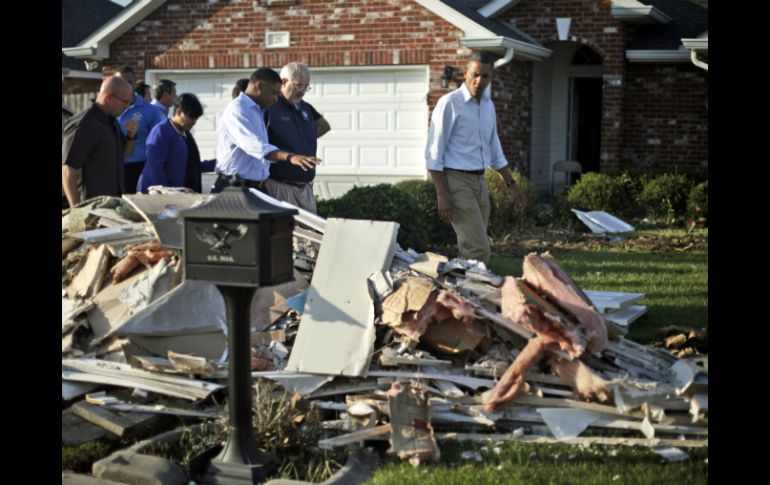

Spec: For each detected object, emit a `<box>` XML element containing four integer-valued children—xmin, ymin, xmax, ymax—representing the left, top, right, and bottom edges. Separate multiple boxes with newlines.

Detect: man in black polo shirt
<box><xmin>265</xmin><ymin>62</ymin><xmax>331</xmax><ymax>213</ymax></box>
<box><xmin>62</xmin><ymin>76</ymin><xmax>138</xmax><ymax>206</ymax></box>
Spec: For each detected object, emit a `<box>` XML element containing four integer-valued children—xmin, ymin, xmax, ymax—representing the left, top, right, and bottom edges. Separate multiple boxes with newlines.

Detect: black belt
<box><xmin>445</xmin><ymin>168</ymin><xmax>485</xmax><ymax>175</ymax></box>
<box><xmin>271</xmin><ymin>177</ymin><xmax>309</xmax><ymax>188</ymax></box>
<box><xmin>216</xmin><ymin>173</ymin><xmax>264</xmax><ymax>189</ymax></box>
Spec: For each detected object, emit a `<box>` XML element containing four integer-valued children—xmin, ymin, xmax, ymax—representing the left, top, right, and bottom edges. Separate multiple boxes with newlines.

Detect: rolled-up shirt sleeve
<box><xmin>425</xmin><ymin>97</ymin><xmax>454</xmax><ymax>171</ymax></box>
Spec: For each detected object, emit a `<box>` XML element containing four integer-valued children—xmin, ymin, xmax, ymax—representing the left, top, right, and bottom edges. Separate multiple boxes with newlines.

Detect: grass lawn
<box><xmin>364</xmin><ymin>229</ymin><xmax>708</xmax><ymax>484</ymax></box>
<box><xmin>367</xmin><ymin>440</ymin><xmax>708</xmax><ymax>485</ymax></box>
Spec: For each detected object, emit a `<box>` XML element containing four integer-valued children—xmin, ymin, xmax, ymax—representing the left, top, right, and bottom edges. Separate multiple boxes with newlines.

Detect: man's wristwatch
<box><xmin>286</xmin><ymin>152</ymin><xmax>295</xmax><ymax>162</ymax></box>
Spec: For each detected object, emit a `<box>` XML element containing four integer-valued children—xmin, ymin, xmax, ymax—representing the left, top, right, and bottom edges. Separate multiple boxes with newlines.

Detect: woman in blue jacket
<box><xmin>137</xmin><ymin>93</ymin><xmax>215</xmax><ymax>193</ymax></box>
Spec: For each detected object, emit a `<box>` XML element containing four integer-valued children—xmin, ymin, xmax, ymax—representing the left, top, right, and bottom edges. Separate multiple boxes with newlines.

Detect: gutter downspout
<box><xmin>690</xmin><ymin>50</ymin><xmax>708</xmax><ymax>71</ymax></box>
<box><xmin>494</xmin><ymin>47</ymin><xmax>515</xmax><ymax>69</ymax></box>
<box><xmin>486</xmin><ymin>47</ymin><xmax>515</xmax><ymax>97</ymax></box>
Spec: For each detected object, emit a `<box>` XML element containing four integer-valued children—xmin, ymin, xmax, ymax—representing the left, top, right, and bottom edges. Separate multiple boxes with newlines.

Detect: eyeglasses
<box><xmin>292</xmin><ymin>82</ymin><xmax>312</xmax><ymax>92</ymax></box>
<box><xmin>112</xmin><ymin>92</ymin><xmax>132</xmax><ymax>105</ymax></box>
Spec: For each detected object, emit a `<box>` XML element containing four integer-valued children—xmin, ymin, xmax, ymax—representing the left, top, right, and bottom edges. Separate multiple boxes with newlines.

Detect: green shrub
<box><xmin>393</xmin><ymin>179</ymin><xmax>456</xmax><ymax>247</ymax></box>
<box><xmin>566</xmin><ymin>172</ymin><xmax>632</xmax><ymax>216</ymax></box>
<box><xmin>485</xmin><ymin>170</ymin><xmax>537</xmax><ymax>237</ymax></box>
<box><xmin>639</xmin><ymin>172</ymin><xmax>694</xmax><ymax>224</ymax></box>
<box><xmin>615</xmin><ymin>171</ymin><xmax>645</xmax><ymax>218</ymax></box>
<box><xmin>687</xmin><ymin>180</ymin><xmax>708</xmax><ymax>227</ymax></box>
<box><xmin>536</xmin><ymin>195</ymin><xmax>580</xmax><ymax>229</ymax></box>
<box><xmin>316</xmin><ymin>184</ymin><xmax>430</xmax><ymax>251</ymax></box>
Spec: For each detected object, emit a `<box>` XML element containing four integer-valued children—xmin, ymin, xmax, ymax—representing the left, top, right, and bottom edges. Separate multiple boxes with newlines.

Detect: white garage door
<box><xmin>145</xmin><ymin>66</ymin><xmax>429</xmax><ymax>198</ymax></box>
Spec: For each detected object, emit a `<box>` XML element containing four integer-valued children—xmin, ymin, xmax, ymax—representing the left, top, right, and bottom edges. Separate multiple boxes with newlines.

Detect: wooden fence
<box><xmin>62</xmin><ymin>92</ymin><xmax>98</xmax><ymax>113</ymax></box>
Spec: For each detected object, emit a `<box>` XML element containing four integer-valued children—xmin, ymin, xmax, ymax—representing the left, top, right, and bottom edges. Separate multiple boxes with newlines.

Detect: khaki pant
<box><xmin>445</xmin><ymin>170</ymin><xmax>491</xmax><ymax>263</ymax></box>
<box><xmin>263</xmin><ymin>178</ymin><xmax>317</xmax><ymax>213</ymax></box>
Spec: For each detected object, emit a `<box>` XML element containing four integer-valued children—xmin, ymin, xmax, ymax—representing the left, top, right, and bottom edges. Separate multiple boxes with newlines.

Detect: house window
<box><xmin>571</xmin><ymin>45</ymin><xmax>603</xmax><ymax>65</ymax></box>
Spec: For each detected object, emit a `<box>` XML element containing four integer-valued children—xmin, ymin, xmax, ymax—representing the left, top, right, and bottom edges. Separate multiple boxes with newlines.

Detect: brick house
<box><xmin>62</xmin><ymin>0</ymin><xmax>708</xmax><ymax>198</ymax></box>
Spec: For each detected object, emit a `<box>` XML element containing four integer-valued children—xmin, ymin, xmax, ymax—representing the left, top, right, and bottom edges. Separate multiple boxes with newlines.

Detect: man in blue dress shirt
<box><xmin>213</xmin><ymin>68</ymin><xmax>321</xmax><ymax>193</ymax></box>
<box><xmin>425</xmin><ymin>52</ymin><xmax>523</xmax><ymax>264</ymax></box>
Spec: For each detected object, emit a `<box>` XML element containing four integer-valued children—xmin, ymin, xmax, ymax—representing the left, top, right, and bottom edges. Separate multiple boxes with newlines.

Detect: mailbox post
<box><xmin>181</xmin><ymin>185</ymin><xmax>297</xmax><ymax>484</ymax></box>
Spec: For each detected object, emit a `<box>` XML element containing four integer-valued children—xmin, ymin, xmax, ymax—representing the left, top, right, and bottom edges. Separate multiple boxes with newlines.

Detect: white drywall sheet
<box><xmin>286</xmin><ymin>218</ymin><xmax>398</xmax><ymax>376</ymax></box>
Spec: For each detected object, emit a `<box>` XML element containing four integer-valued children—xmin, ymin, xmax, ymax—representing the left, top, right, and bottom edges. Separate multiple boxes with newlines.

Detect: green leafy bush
<box><xmin>316</xmin><ymin>184</ymin><xmax>430</xmax><ymax>251</ymax></box>
<box><xmin>687</xmin><ymin>180</ymin><xmax>708</xmax><ymax>227</ymax></box>
<box><xmin>639</xmin><ymin>172</ymin><xmax>694</xmax><ymax>224</ymax></box>
<box><xmin>566</xmin><ymin>172</ymin><xmax>632</xmax><ymax>216</ymax></box>
<box><xmin>485</xmin><ymin>170</ymin><xmax>537</xmax><ymax>237</ymax></box>
<box><xmin>393</xmin><ymin>179</ymin><xmax>456</xmax><ymax>247</ymax></box>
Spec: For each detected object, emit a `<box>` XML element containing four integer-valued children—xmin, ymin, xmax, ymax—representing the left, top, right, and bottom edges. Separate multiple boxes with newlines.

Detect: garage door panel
<box><xmin>396</xmin><ymin>111</ymin><xmax>426</xmax><ymax>130</ymax></box>
<box><xmin>358</xmin><ymin>75</ymin><xmax>391</xmax><ymax>95</ymax></box>
<box><xmin>397</xmin><ymin>147</ymin><xmax>425</xmax><ymax>167</ymax></box>
<box><xmin>323</xmin><ymin>111</ymin><xmax>353</xmax><ymax>131</ymax></box>
<box><xmin>358</xmin><ymin>111</ymin><xmax>389</xmax><ymax>131</ymax></box>
<box><xmin>359</xmin><ymin>147</ymin><xmax>391</xmax><ymax>167</ymax></box>
<box><xmin>320</xmin><ymin>147</ymin><xmax>354</xmax><ymax>168</ymax></box>
<box><xmin>148</xmin><ymin>67</ymin><xmax>428</xmax><ymax>194</ymax></box>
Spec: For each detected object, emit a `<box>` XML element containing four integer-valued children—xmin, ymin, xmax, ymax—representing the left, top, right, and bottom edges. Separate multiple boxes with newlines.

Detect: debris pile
<box><xmin>62</xmin><ymin>190</ymin><xmax>707</xmax><ymax>470</ymax></box>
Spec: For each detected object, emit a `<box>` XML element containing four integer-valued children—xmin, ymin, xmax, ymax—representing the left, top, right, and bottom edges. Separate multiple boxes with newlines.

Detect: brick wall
<box><xmin>492</xmin><ymin>61</ymin><xmax>532</xmax><ymax>173</ymax></box>
<box><xmin>622</xmin><ymin>63</ymin><xmax>708</xmax><ymax>175</ymax></box>
<box><xmin>105</xmin><ymin>1</ymin><xmax>472</xmax><ymax>107</ymax></box>
<box><xmin>103</xmin><ymin>0</ymin><xmax>541</xmax><ymax>166</ymax></box>
<box><xmin>503</xmin><ymin>0</ymin><xmax>628</xmax><ymax>172</ymax></box>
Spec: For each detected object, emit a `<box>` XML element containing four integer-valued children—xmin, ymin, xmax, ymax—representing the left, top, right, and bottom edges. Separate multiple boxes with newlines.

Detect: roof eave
<box><xmin>461</xmin><ymin>36</ymin><xmax>552</xmax><ymax>61</ymax></box>
<box><xmin>478</xmin><ymin>0</ymin><xmax>524</xmax><ymax>18</ymax></box>
<box><xmin>681</xmin><ymin>38</ymin><xmax>708</xmax><ymax>52</ymax></box>
<box><xmin>625</xmin><ymin>50</ymin><xmax>692</xmax><ymax>63</ymax></box>
<box><xmin>62</xmin><ymin>0</ymin><xmax>166</xmax><ymax>60</ymax></box>
<box><xmin>612</xmin><ymin>6</ymin><xmax>672</xmax><ymax>25</ymax></box>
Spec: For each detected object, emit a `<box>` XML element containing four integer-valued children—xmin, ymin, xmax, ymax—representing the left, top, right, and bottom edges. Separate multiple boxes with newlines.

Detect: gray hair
<box><xmin>280</xmin><ymin>62</ymin><xmax>310</xmax><ymax>81</ymax></box>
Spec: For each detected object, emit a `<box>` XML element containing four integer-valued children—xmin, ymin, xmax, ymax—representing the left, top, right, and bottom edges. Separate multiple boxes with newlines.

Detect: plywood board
<box><xmin>286</xmin><ymin>219</ymin><xmax>398</xmax><ymax>376</ymax></box>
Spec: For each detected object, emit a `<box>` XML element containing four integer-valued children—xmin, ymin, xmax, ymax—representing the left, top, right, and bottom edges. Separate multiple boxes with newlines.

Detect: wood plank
<box><xmin>62</xmin><ymin>380</ymin><xmax>99</xmax><ymax>401</ymax></box>
<box><xmin>62</xmin><ymin>407</ymin><xmax>111</xmax><ymax>446</ymax></box>
<box><xmin>318</xmin><ymin>424</ymin><xmax>391</xmax><ymax>449</ymax></box>
<box><xmin>367</xmin><ymin>370</ymin><xmax>494</xmax><ymax>391</ymax></box>
<box><xmin>71</xmin><ymin>401</ymin><xmax>141</xmax><ymax>437</ymax></box>
<box><xmin>434</xmin><ymin>432</ymin><xmax>708</xmax><ymax>448</ymax></box>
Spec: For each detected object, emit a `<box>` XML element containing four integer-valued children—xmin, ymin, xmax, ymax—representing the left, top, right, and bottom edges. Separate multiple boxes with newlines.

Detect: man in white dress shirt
<box><xmin>212</xmin><ymin>68</ymin><xmax>320</xmax><ymax>193</ymax></box>
<box><xmin>425</xmin><ymin>52</ymin><xmax>522</xmax><ymax>263</ymax></box>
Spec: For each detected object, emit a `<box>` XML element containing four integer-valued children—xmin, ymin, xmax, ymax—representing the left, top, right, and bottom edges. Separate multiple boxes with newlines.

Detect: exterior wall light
<box><xmin>441</xmin><ymin>66</ymin><xmax>456</xmax><ymax>88</ymax></box>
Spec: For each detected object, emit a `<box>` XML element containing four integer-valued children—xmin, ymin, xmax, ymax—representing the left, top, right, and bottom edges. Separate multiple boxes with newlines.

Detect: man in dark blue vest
<box><xmin>265</xmin><ymin>62</ymin><xmax>331</xmax><ymax>213</ymax></box>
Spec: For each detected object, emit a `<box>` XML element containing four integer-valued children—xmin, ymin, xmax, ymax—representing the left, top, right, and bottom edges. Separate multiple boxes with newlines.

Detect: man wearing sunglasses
<box><xmin>264</xmin><ymin>62</ymin><xmax>330</xmax><ymax>213</ymax></box>
<box><xmin>62</xmin><ymin>75</ymin><xmax>138</xmax><ymax>206</ymax></box>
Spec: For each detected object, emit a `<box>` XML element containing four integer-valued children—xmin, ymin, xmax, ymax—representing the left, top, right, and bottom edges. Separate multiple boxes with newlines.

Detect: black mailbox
<box><xmin>181</xmin><ymin>186</ymin><xmax>297</xmax><ymax>287</ymax></box>
<box><xmin>180</xmin><ymin>185</ymin><xmax>298</xmax><ymax>483</ymax></box>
